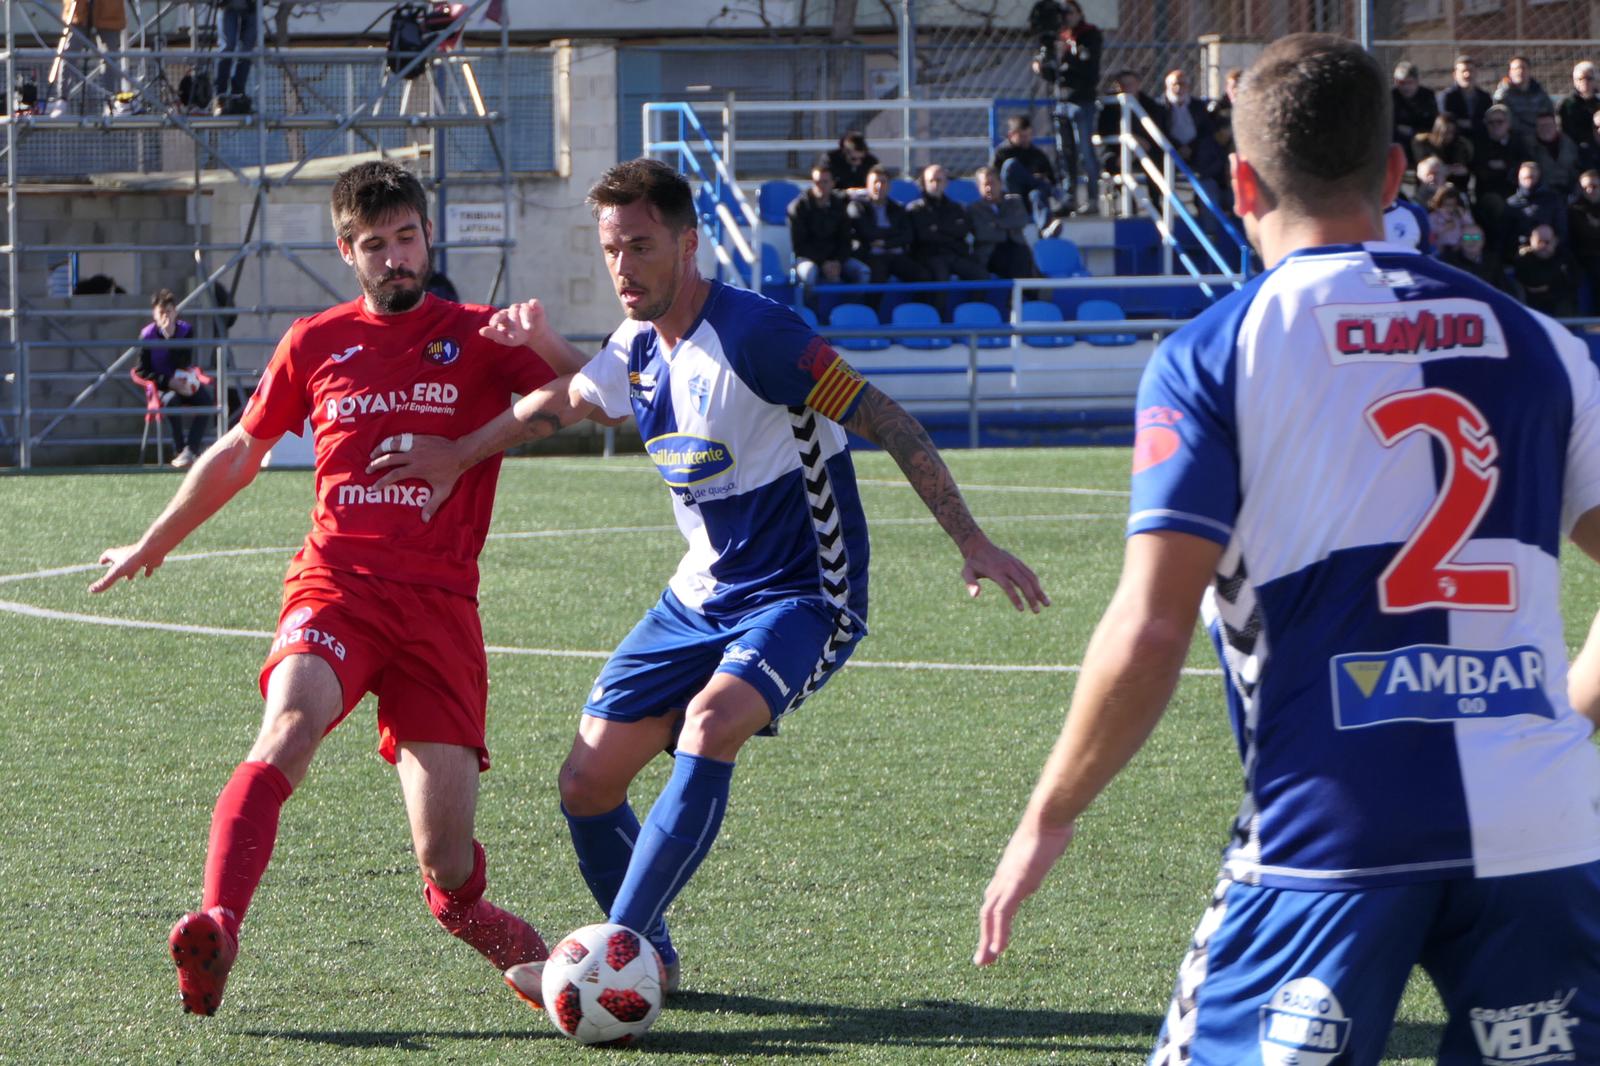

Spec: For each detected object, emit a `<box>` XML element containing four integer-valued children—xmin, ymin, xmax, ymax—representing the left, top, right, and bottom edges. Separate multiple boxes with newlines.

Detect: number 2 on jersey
<box><xmin>1365</xmin><ymin>388</ymin><xmax>1516</xmax><ymax>612</ymax></box>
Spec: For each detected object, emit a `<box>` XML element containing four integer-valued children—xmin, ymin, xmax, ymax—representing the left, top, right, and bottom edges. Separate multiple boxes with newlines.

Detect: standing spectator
<box><xmin>48</xmin><ymin>0</ymin><xmax>126</xmax><ymax>115</ymax></box>
<box><xmin>1560</xmin><ymin>61</ymin><xmax>1600</xmax><ymax>146</ymax></box>
<box><xmin>1439</xmin><ymin>54</ymin><xmax>1493</xmax><ymax>140</ymax></box>
<box><xmin>1569</xmin><ymin>169</ymin><xmax>1600</xmax><ymax>312</ymax></box>
<box><xmin>908</xmin><ymin>164</ymin><xmax>987</xmax><ymax>287</ymax></box>
<box><xmin>992</xmin><ymin>114</ymin><xmax>1059</xmax><ymax>229</ymax></box>
<box><xmin>1493</xmin><ymin>55</ymin><xmax>1549</xmax><ymax>140</ymax></box>
<box><xmin>1412</xmin><ymin>114</ymin><xmax>1473</xmax><ymax>192</ymax></box>
<box><xmin>1032</xmin><ymin>0</ymin><xmax>1102</xmax><ymax>214</ymax></box>
<box><xmin>136</xmin><ymin>289</ymin><xmax>215</xmax><ymax>469</ymax></box>
<box><xmin>848</xmin><ymin>165</ymin><xmax>930</xmax><ymax>286</ymax></box>
<box><xmin>1506</xmin><ymin>160</ymin><xmax>1569</xmax><ymax>249</ymax></box>
<box><xmin>788</xmin><ymin>160</ymin><xmax>870</xmax><ymax>301</ymax></box>
<box><xmin>212</xmin><ymin>0</ymin><xmax>258</xmax><ymax>115</ymax></box>
<box><xmin>1531</xmin><ymin>110</ymin><xmax>1581</xmax><ymax>196</ymax></box>
<box><xmin>1513</xmin><ymin>223</ymin><xmax>1579</xmax><ymax>316</ymax></box>
<box><xmin>1471</xmin><ymin>104</ymin><xmax>1525</xmax><ymax>237</ymax></box>
<box><xmin>1428</xmin><ymin>184</ymin><xmax>1474</xmax><ymax>255</ymax></box>
<box><xmin>827</xmin><ymin>131</ymin><xmax>878</xmax><ymax>191</ymax></box>
<box><xmin>968</xmin><ymin>166</ymin><xmax>1037</xmax><ymax>279</ymax></box>
<box><xmin>1393</xmin><ymin>60</ymin><xmax>1438</xmax><ymax>165</ymax></box>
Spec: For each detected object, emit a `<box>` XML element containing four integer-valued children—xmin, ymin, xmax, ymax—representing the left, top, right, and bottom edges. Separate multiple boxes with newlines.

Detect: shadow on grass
<box><xmin>247</xmin><ymin>993</ymin><xmax>1444</xmax><ymax>1058</ymax></box>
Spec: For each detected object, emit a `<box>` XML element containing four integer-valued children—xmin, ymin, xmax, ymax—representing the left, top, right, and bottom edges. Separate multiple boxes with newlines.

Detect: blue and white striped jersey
<box><xmin>574</xmin><ymin>281</ymin><xmax>871</xmax><ymax>625</ymax></box>
<box><xmin>1130</xmin><ymin>241</ymin><xmax>1600</xmax><ymax>890</ymax></box>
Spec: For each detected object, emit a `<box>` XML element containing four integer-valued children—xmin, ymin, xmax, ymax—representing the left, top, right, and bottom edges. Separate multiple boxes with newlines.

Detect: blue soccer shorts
<box><xmin>584</xmin><ymin>589</ymin><xmax>863</xmax><ymax>731</ymax></box>
<box><xmin>1149</xmin><ymin>861</ymin><xmax>1600</xmax><ymax>1065</ymax></box>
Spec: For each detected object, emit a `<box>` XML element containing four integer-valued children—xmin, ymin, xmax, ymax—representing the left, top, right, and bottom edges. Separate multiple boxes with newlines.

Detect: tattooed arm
<box><xmin>841</xmin><ymin>384</ymin><xmax>1049</xmax><ymax>612</ymax></box>
<box><xmin>365</xmin><ymin>375</ymin><xmax>596</xmax><ymax>522</ymax></box>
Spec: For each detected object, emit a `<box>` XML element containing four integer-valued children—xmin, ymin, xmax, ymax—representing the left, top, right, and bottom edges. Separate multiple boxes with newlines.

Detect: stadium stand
<box><xmin>1018</xmin><ymin>301</ymin><xmax>1076</xmax><ymax>348</ymax></box>
<box><xmin>890</xmin><ymin>302</ymin><xmax>952</xmax><ymax>350</ymax></box>
<box><xmin>952</xmin><ymin>301</ymin><xmax>1011</xmax><ymax>348</ymax></box>
<box><xmin>1077</xmin><ymin>298</ymin><xmax>1139</xmax><ymax>346</ymax></box>
<box><xmin>1034</xmin><ymin>237</ymin><xmax>1092</xmax><ymax>279</ymax></box>
<box><xmin>758</xmin><ymin>180</ymin><xmax>802</xmax><ymax>225</ymax></box>
<box><xmin>889</xmin><ymin>178</ymin><xmax>922</xmax><ymax>205</ymax></box>
<box><xmin>945</xmin><ymin>178</ymin><xmax>981</xmax><ymax>206</ymax></box>
<box><xmin>828</xmin><ymin>303</ymin><xmax>892</xmax><ymax>351</ymax></box>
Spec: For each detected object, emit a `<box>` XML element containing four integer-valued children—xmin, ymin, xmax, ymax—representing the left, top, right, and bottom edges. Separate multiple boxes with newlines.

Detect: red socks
<box><xmin>424</xmin><ymin>840</ymin><xmax>548</xmax><ymax>970</ymax></box>
<box><xmin>201</xmin><ymin>761</ymin><xmax>294</xmax><ymax>940</ymax></box>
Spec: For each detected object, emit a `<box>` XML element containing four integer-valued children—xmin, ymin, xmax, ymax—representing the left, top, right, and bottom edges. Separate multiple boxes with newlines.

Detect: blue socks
<box><xmin>607</xmin><ymin>752</ymin><xmax>735</xmax><ymax>955</ymax></box>
<box><xmin>563</xmin><ymin>800</ymin><xmax>676</xmax><ymax>959</ymax></box>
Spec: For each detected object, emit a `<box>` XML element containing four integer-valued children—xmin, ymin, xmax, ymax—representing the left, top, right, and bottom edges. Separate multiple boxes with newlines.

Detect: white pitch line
<box><xmin>857</xmin><ymin>478</ymin><xmax>1131</xmax><ymax>498</ymax></box>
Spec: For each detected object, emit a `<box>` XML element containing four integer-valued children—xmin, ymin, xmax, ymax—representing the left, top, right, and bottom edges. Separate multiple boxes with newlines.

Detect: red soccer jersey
<box><xmin>241</xmin><ymin>294</ymin><xmax>555</xmax><ymax>597</ymax></box>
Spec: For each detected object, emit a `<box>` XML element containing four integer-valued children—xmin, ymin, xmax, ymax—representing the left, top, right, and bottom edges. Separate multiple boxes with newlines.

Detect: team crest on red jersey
<box><xmin>425</xmin><ymin>338</ymin><xmax>461</xmax><ymax>365</ymax></box>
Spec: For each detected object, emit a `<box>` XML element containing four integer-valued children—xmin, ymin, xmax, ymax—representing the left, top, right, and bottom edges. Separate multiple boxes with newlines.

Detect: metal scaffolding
<box><xmin>2</xmin><ymin>0</ymin><xmax>531</xmax><ymax>468</ymax></box>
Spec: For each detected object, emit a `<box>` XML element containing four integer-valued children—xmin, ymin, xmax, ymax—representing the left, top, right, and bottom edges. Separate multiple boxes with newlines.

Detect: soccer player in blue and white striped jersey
<box><xmin>978</xmin><ymin>34</ymin><xmax>1600</xmax><ymax>1066</ymax></box>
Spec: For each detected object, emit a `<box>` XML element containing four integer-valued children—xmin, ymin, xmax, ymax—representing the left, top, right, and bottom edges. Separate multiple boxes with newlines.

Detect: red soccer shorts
<box><xmin>259</xmin><ymin>568</ymin><xmax>492</xmax><ymax>771</ymax></box>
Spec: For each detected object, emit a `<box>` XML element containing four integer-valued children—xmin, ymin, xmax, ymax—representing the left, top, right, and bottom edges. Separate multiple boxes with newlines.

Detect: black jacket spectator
<box><xmin>991</xmin><ymin>141</ymin><xmax>1056</xmax><ymax>187</ymax></box>
<box><xmin>848</xmin><ymin>192</ymin><xmax>929</xmax><ymax>285</ymax></box>
<box><xmin>1560</xmin><ymin>89</ymin><xmax>1600</xmax><ymax>146</ymax></box>
<box><xmin>1513</xmin><ymin>241</ymin><xmax>1579</xmax><ymax>317</ymax></box>
<box><xmin>908</xmin><ymin>192</ymin><xmax>987</xmax><ymax>282</ymax></box>
<box><xmin>1493</xmin><ymin>73</ymin><xmax>1549</xmax><ymax>140</ymax></box>
<box><xmin>1152</xmin><ymin>92</ymin><xmax>1225</xmax><ymax>184</ymax></box>
<box><xmin>827</xmin><ymin>135</ymin><xmax>879</xmax><ymax>191</ymax></box>
<box><xmin>788</xmin><ymin>189</ymin><xmax>855</xmax><ymax>266</ymax></box>
<box><xmin>1471</xmin><ymin>123</ymin><xmax>1526</xmax><ymax>202</ymax></box>
<box><xmin>1394</xmin><ymin>80</ymin><xmax>1439</xmax><ymax>163</ymax></box>
<box><xmin>1505</xmin><ymin>180</ymin><xmax>1568</xmax><ymax>245</ymax></box>
<box><xmin>1530</xmin><ymin>118</ymin><xmax>1581</xmax><ymax>196</ymax></box>
<box><xmin>1412</xmin><ymin>117</ymin><xmax>1473</xmax><ymax>193</ymax></box>
<box><xmin>1440</xmin><ymin>82</ymin><xmax>1494</xmax><ymax>141</ymax></box>
<box><xmin>1571</xmin><ymin>192</ymin><xmax>1600</xmax><ymax>259</ymax></box>
<box><xmin>967</xmin><ymin>192</ymin><xmax>1036</xmax><ymax>278</ymax></box>
<box><xmin>1043</xmin><ymin>16</ymin><xmax>1102</xmax><ymax>106</ymax></box>
<box><xmin>1098</xmin><ymin>81</ymin><xmax>1161</xmax><ymax>175</ymax></box>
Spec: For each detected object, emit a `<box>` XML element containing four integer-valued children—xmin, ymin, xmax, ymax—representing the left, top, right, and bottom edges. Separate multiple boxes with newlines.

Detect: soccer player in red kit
<box><xmin>91</xmin><ymin>161</ymin><xmax>592</xmax><ymax>1016</ymax></box>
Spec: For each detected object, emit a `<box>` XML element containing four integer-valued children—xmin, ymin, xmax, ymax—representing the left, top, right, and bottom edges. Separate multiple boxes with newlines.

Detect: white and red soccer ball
<box><xmin>540</xmin><ymin>923</ymin><xmax>664</xmax><ymax>1046</ymax></box>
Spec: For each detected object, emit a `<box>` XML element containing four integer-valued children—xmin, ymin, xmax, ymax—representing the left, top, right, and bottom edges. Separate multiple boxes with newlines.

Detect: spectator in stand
<box><xmin>1472</xmin><ymin>104</ymin><xmax>1526</xmax><ymax>237</ymax></box>
<box><xmin>1415</xmin><ymin>155</ymin><xmax>1452</xmax><ymax>207</ymax></box>
<box><xmin>1531</xmin><ymin>109</ymin><xmax>1581</xmax><ymax>196</ymax></box>
<box><xmin>1578</xmin><ymin>109</ymin><xmax>1600</xmax><ymax>175</ymax></box>
<box><xmin>827</xmin><ymin>131</ymin><xmax>879</xmax><ymax>191</ymax></box>
<box><xmin>1428</xmin><ymin>185</ymin><xmax>1474</xmax><ymax>255</ymax></box>
<box><xmin>1153</xmin><ymin>68</ymin><xmax>1227</xmax><ymax>212</ymax></box>
<box><xmin>848</xmin><ymin>165</ymin><xmax>930</xmax><ymax>287</ymax></box>
<box><xmin>136</xmin><ymin>288</ymin><xmax>215</xmax><ymax>469</ymax></box>
<box><xmin>1493</xmin><ymin>55</ymin><xmax>1549</xmax><ymax>140</ymax></box>
<box><xmin>909</xmin><ymin>164</ymin><xmax>988</xmax><ymax>289</ymax></box>
<box><xmin>1569</xmin><ymin>169</ymin><xmax>1600</xmax><ymax>312</ymax></box>
<box><xmin>1032</xmin><ymin>0</ymin><xmax>1102</xmax><ymax>214</ymax></box>
<box><xmin>1560</xmin><ymin>61</ymin><xmax>1600</xmax><ymax>146</ymax></box>
<box><xmin>1412</xmin><ymin>114</ymin><xmax>1473</xmax><ymax>193</ymax></box>
<box><xmin>1393</xmin><ymin>61</ymin><xmax>1439</xmax><ymax>165</ymax></box>
<box><xmin>212</xmin><ymin>0</ymin><xmax>258</xmax><ymax>115</ymax></box>
<box><xmin>992</xmin><ymin>114</ymin><xmax>1059</xmax><ymax>229</ymax></box>
<box><xmin>1439</xmin><ymin>54</ymin><xmax>1493</xmax><ymax>140</ymax></box>
<box><xmin>1439</xmin><ymin>224</ymin><xmax>1507</xmax><ymax>290</ymax></box>
<box><xmin>788</xmin><ymin>159</ymin><xmax>871</xmax><ymax>301</ymax></box>
<box><xmin>1506</xmin><ymin>160</ymin><xmax>1569</xmax><ymax>250</ymax></box>
<box><xmin>1209</xmin><ymin>67</ymin><xmax>1243</xmax><ymax>126</ymax></box>
<box><xmin>1513</xmin><ymin>223</ymin><xmax>1579</xmax><ymax>317</ymax></box>
<box><xmin>969</xmin><ymin>165</ymin><xmax>1037</xmax><ymax>279</ymax></box>
<box><xmin>1097</xmin><ymin>69</ymin><xmax>1162</xmax><ymax>191</ymax></box>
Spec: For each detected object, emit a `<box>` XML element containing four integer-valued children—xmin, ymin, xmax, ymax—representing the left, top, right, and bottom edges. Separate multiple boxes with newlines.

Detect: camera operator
<box><xmin>1030</xmin><ymin>0</ymin><xmax>1103</xmax><ymax>215</ymax></box>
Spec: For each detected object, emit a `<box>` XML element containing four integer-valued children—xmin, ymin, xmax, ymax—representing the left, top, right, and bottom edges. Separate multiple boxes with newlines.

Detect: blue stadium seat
<box><xmin>890</xmin><ymin>302</ymin><xmax>951</xmax><ymax>350</ymax></box>
<box><xmin>952</xmin><ymin>301</ymin><xmax>1009</xmax><ymax>348</ymax></box>
<box><xmin>1077</xmin><ymin>298</ymin><xmax>1137</xmax><ymax>346</ymax></box>
<box><xmin>1019</xmin><ymin>300</ymin><xmax>1075</xmax><ymax>348</ymax></box>
<box><xmin>828</xmin><ymin>303</ymin><xmax>892</xmax><ymax>351</ymax></box>
<box><xmin>945</xmin><ymin>178</ymin><xmax>980</xmax><ymax>206</ymax></box>
<box><xmin>889</xmin><ymin>178</ymin><xmax>921</xmax><ymax>205</ymax></box>
<box><xmin>758</xmin><ymin>180</ymin><xmax>802</xmax><ymax>225</ymax></box>
<box><xmin>1033</xmin><ymin>237</ymin><xmax>1090</xmax><ymax>278</ymax></box>
<box><xmin>760</xmin><ymin>243</ymin><xmax>794</xmax><ymax>305</ymax></box>
<box><xmin>793</xmin><ymin>304</ymin><xmax>820</xmax><ymax>329</ymax></box>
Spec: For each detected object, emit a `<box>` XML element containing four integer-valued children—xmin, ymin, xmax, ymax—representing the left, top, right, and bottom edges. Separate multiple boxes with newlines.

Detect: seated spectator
<box><xmin>136</xmin><ymin>288</ymin><xmax>214</xmax><ymax>469</ymax></box>
<box><xmin>968</xmin><ymin>165</ymin><xmax>1037</xmax><ymax>279</ymax></box>
<box><xmin>1412</xmin><ymin>114</ymin><xmax>1473</xmax><ymax>192</ymax></box>
<box><xmin>827</xmin><ymin>131</ymin><xmax>879</xmax><ymax>191</ymax></box>
<box><xmin>1440</xmin><ymin>225</ymin><xmax>1510</xmax><ymax>291</ymax></box>
<box><xmin>992</xmin><ymin>114</ymin><xmax>1060</xmax><ymax>229</ymax></box>
<box><xmin>1209</xmin><ymin>67</ymin><xmax>1243</xmax><ymax>127</ymax></box>
<box><xmin>1416</xmin><ymin>155</ymin><xmax>1453</xmax><ymax>207</ymax></box>
<box><xmin>1569</xmin><ymin>169</ymin><xmax>1600</xmax><ymax>312</ymax></box>
<box><xmin>847</xmin><ymin>165</ymin><xmax>930</xmax><ymax>285</ymax></box>
<box><xmin>1493</xmin><ymin>55</ymin><xmax>1549</xmax><ymax>140</ymax></box>
<box><xmin>908</xmin><ymin>164</ymin><xmax>987</xmax><ymax>284</ymax></box>
<box><xmin>1559</xmin><ymin>61</ymin><xmax>1600</xmax><ymax>145</ymax></box>
<box><xmin>1578</xmin><ymin>107</ymin><xmax>1600</xmax><ymax>175</ymax></box>
<box><xmin>1097</xmin><ymin>69</ymin><xmax>1162</xmax><ymax>195</ymax></box>
<box><xmin>1439</xmin><ymin>54</ymin><xmax>1493</xmax><ymax>141</ymax></box>
<box><xmin>1384</xmin><ymin>193</ymin><xmax>1432</xmax><ymax>252</ymax></box>
<box><xmin>1429</xmin><ymin>185</ymin><xmax>1474</xmax><ymax>255</ymax></box>
<box><xmin>788</xmin><ymin>159</ymin><xmax>871</xmax><ymax>300</ymax></box>
<box><xmin>1530</xmin><ymin>110</ymin><xmax>1581</xmax><ymax>196</ymax></box>
<box><xmin>1471</xmin><ymin>104</ymin><xmax>1525</xmax><ymax>234</ymax></box>
<box><xmin>1513</xmin><ymin>223</ymin><xmax>1579</xmax><ymax>317</ymax></box>
<box><xmin>1393</xmin><ymin>61</ymin><xmax>1439</xmax><ymax>165</ymax></box>
<box><xmin>1151</xmin><ymin>68</ymin><xmax>1214</xmax><ymax>170</ymax></box>
<box><xmin>1505</xmin><ymin>160</ymin><xmax>1568</xmax><ymax>249</ymax></box>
